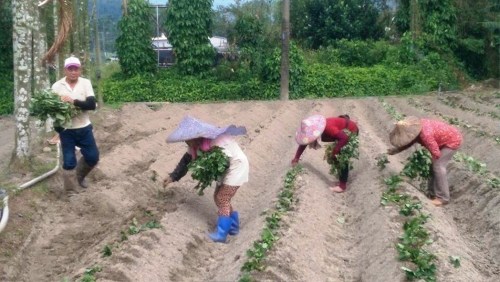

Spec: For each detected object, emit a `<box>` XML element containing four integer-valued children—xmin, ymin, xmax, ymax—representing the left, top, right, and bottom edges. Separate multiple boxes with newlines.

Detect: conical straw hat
<box><xmin>389</xmin><ymin>116</ymin><xmax>422</xmax><ymax>147</ymax></box>
<box><xmin>167</xmin><ymin>116</ymin><xmax>246</xmax><ymax>143</ymax></box>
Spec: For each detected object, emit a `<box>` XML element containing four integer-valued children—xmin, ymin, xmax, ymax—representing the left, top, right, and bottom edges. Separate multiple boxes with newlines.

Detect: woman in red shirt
<box><xmin>387</xmin><ymin>116</ymin><xmax>463</xmax><ymax>206</ymax></box>
<box><xmin>292</xmin><ymin>114</ymin><xmax>359</xmax><ymax>193</ymax></box>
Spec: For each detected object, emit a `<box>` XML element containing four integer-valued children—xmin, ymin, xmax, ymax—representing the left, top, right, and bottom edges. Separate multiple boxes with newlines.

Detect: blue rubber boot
<box><xmin>209</xmin><ymin>216</ymin><xmax>232</xmax><ymax>243</ymax></box>
<box><xmin>228</xmin><ymin>211</ymin><xmax>239</xmax><ymax>235</ymax></box>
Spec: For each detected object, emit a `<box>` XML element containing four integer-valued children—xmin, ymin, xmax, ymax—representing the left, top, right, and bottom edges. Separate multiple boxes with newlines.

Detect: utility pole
<box><xmin>280</xmin><ymin>0</ymin><xmax>290</xmax><ymax>100</ymax></box>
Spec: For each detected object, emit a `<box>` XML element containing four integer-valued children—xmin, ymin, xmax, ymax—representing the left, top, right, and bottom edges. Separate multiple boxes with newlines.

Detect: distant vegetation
<box><xmin>1</xmin><ymin>0</ymin><xmax>498</xmax><ymax>115</ymax></box>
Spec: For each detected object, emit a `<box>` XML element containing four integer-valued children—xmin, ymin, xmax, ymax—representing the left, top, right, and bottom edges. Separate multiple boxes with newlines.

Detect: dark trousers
<box><xmin>339</xmin><ymin>166</ymin><xmax>349</xmax><ymax>183</ymax></box>
<box><xmin>59</xmin><ymin>124</ymin><xmax>99</xmax><ymax>170</ymax></box>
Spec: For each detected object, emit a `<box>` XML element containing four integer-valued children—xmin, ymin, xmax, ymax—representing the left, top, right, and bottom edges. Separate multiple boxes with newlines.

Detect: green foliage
<box><xmin>381</xmin><ymin>173</ymin><xmax>437</xmax><ymax>281</ymax></box>
<box><xmin>376</xmin><ymin>154</ymin><xmax>390</xmax><ymax>170</ymax></box>
<box><xmin>261</xmin><ymin>42</ymin><xmax>305</xmax><ymax>93</ymax></box>
<box><xmin>102</xmin><ymin>69</ymin><xmax>279</xmax><ymax>103</ymax></box>
<box><xmin>165</xmin><ymin>0</ymin><xmax>215</xmax><ymax>75</ymax></box>
<box><xmin>80</xmin><ymin>265</ymin><xmax>102</xmax><ymax>282</ymax></box>
<box><xmin>232</xmin><ymin>13</ymin><xmax>265</xmax><ymax>48</ymax></box>
<box><xmin>30</xmin><ymin>89</ymin><xmax>81</xmax><ymax>128</ymax></box>
<box><xmin>102</xmin><ymin>244</ymin><xmax>112</xmax><ymax>257</ymax></box>
<box><xmin>324</xmin><ymin>132</ymin><xmax>359</xmax><ymax>177</ymax></box>
<box><xmin>449</xmin><ymin>255</ymin><xmax>461</xmax><ymax>268</ymax></box>
<box><xmin>241</xmin><ymin>166</ymin><xmax>302</xmax><ymax>276</ymax></box>
<box><xmin>398</xmin><ymin>215</ymin><xmax>437</xmax><ymax>281</ymax></box>
<box><xmin>116</xmin><ymin>0</ymin><xmax>156</xmax><ymax>77</ymax></box>
<box><xmin>291</xmin><ymin>0</ymin><xmax>383</xmax><ymax>49</ymax></box>
<box><xmin>0</xmin><ymin>0</ymin><xmax>13</xmax><ymax>115</ymax></box>
<box><xmin>401</xmin><ymin>148</ymin><xmax>433</xmax><ymax>182</ymax></box>
<box><xmin>188</xmin><ymin>146</ymin><xmax>230</xmax><ymax>196</ymax></box>
<box><xmin>126</xmin><ymin>217</ymin><xmax>162</xmax><ymax>236</ymax></box>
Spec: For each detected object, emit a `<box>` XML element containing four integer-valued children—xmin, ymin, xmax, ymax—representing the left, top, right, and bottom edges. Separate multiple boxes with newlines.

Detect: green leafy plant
<box><xmin>116</xmin><ymin>0</ymin><xmax>156</xmax><ymax>77</ymax></box>
<box><xmin>376</xmin><ymin>154</ymin><xmax>390</xmax><ymax>170</ymax></box>
<box><xmin>449</xmin><ymin>255</ymin><xmax>461</xmax><ymax>268</ymax></box>
<box><xmin>188</xmin><ymin>146</ymin><xmax>229</xmax><ymax>196</ymax></box>
<box><xmin>401</xmin><ymin>148</ymin><xmax>432</xmax><ymax>188</ymax></box>
<box><xmin>126</xmin><ymin>217</ymin><xmax>162</xmax><ymax>236</ymax></box>
<box><xmin>80</xmin><ymin>265</ymin><xmax>102</xmax><ymax>282</ymax></box>
<box><xmin>102</xmin><ymin>244</ymin><xmax>112</xmax><ymax>257</ymax></box>
<box><xmin>165</xmin><ymin>0</ymin><xmax>215</xmax><ymax>75</ymax></box>
<box><xmin>30</xmin><ymin>89</ymin><xmax>80</xmax><ymax>128</ymax></box>
<box><xmin>241</xmin><ymin>166</ymin><xmax>302</xmax><ymax>277</ymax></box>
<box><xmin>324</xmin><ymin>132</ymin><xmax>359</xmax><ymax>177</ymax></box>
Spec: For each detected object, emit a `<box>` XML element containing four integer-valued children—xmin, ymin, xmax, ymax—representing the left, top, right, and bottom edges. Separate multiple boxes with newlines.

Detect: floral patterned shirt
<box><xmin>419</xmin><ymin>119</ymin><xmax>462</xmax><ymax>159</ymax></box>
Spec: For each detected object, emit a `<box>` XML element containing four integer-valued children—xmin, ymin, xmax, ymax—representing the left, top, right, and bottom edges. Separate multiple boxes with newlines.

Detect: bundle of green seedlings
<box><xmin>30</xmin><ymin>89</ymin><xmax>80</xmax><ymax>128</ymax></box>
<box><xmin>401</xmin><ymin>148</ymin><xmax>433</xmax><ymax>190</ymax></box>
<box><xmin>188</xmin><ymin>146</ymin><xmax>229</xmax><ymax>195</ymax></box>
<box><xmin>324</xmin><ymin>132</ymin><xmax>359</xmax><ymax>177</ymax></box>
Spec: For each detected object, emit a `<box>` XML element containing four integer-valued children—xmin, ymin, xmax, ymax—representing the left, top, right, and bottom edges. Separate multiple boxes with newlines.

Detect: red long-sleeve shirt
<box><xmin>294</xmin><ymin>117</ymin><xmax>359</xmax><ymax>160</ymax></box>
<box><xmin>418</xmin><ymin>119</ymin><xmax>462</xmax><ymax>159</ymax></box>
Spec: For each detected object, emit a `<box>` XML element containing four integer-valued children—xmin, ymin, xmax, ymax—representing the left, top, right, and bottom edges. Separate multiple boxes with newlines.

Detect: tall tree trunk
<box><xmin>11</xmin><ymin>0</ymin><xmax>36</xmax><ymax>166</ymax></box>
<box><xmin>410</xmin><ymin>0</ymin><xmax>421</xmax><ymax>40</ymax></box>
<box><xmin>280</xmin><ymin>0</ymin><xmax>290</xmax><ymax>100</ymax></box>
<box><xmin>11</xmin><ymin>0</ymin><xmax>50</xmax><ymax>167</ymax></box>
<box><xmin>93</xmin><ymin>0</ymin><xmax>104</xmax><ymax>106</ymax></box>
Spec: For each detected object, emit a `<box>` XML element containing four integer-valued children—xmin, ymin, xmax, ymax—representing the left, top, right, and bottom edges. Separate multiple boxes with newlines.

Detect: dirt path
<box><xmin>1</xmin><ymin>93</ymin><xmax>500</xmax><ymax>281</ymax></box>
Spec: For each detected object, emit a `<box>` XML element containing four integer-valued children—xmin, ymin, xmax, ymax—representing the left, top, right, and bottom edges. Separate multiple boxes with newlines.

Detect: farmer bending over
<box><xmin>292</xmin><ymin>114</ymin><xmax>359</xmax><ymax>193</ymax></box>
<box><xmin>387</xmin><ymin>116</ymin><xmax>462</xmax><ymax>206</ymax></box>
<box><xmin>163</xmin><ymin>116</ymin><xmax>249</xmax><ymax>243</ymax></box>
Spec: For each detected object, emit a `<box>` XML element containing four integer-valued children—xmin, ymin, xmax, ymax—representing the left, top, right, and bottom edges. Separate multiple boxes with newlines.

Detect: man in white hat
<box><xmin>51</xmin><ymin>56</ymin><xmax>99</xmax><ymax>192</ymax></box>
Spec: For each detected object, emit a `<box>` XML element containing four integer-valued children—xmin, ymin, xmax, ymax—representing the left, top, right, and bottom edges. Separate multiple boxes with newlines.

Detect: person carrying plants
<box><xmin>387</xmin><ymin>116</ymin><xmax>462</xmax><ymax>206</ymax></box>
<box><xmin>291</xmin><ymin>114</ymin><xmax>359</xmax><ymax>193</ymax></box>
<box><xmin>52</xmin><ymin>56</ymin><xmax>99</xmax><ymax>192</ymax></box>
<box><xmin>162</xmin><ymin>116</ymin><xmax>249</xmax><ymax>243</ymax></box>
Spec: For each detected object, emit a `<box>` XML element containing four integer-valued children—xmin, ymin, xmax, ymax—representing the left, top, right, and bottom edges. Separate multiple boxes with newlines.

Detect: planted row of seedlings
<box><xmin>407</xmin><ymin>98</ymin><xmax>500</xmax><ymax>145</ymax></box>
<box><xmin>381</xmin><ymin>98</ymin><xmax>500</xmax><ymax>190</ymax></box>
<box><xmin>468</xmin><ymin>91</ymin><xmax>500</xmax><ymax>110</ymax></box>
<box><xmin>437</xmin><ymin>96</ymin><xmax>500</xmax><ymax>121</ymax></box>
<box><xmin>379</xmin><ymin>149</ymin><xmax>439</xmax><ymax>281</ymax></box>
<box><xmin>239</xmin><ymin>166</ymin><xmax>302</xmax><ymax>282</ymax></box>
<box><xmin>378</xmin><ymin>98</ymin><xmax>465</xmax><ymax>280</ymax></box>
<box><xmin>71</xmin><ymin>214</ymin><xmax>162</xmax><ymax>282</ymax></box>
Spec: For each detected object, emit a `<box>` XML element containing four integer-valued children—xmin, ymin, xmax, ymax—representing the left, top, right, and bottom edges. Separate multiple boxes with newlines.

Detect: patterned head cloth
<box><xmin>166</xmin><ymin>115</ymin><xmax>247</xmax><ymax>143</ymax></box>
<box><xmin>389</xmin><ymin>116</ymin><xmax>422</xmax><ymax>147</ymax></box>
<box><xmin>295</xmin><ymin>115</ymin><xmax>327</xmax><ymax>145</ymax></box>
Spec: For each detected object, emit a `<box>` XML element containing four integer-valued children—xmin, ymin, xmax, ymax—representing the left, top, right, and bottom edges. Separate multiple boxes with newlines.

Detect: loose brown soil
<box><xmin>1</xmin><ymin>89</ymin><xmax>499</xmax><ymax>281</ymax></box>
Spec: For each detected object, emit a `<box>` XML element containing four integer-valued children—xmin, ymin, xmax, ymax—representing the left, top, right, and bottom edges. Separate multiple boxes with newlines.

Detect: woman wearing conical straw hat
<box><xmin>292</xmin><ymin>114</ymin><xmax>359</xmax><ymax>193</ymax></box>
<box><xmin>163</xmin><ymin>116</ymin><xmax>249</xmax><ymax>243</ymax></box>
<box><xmin>387</xmin><ymin>116</ymin><xmax>462</xmax><ymax>206</ymax></box>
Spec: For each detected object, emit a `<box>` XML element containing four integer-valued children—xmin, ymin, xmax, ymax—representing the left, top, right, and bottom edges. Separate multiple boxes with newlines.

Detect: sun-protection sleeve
<box><xmin>293</xmin><ymin>145</ymin><xmax>307</xmax><ymax>161</ymax></box>
<box><xmin>169</xmin><ymin>152</ymin><xmax>193</xmax><ymax>181</ymax></box>
<box><xmin>73</xmin><ymin>96</ymin><xmax>96</xmax><ymax>111</ymax></box>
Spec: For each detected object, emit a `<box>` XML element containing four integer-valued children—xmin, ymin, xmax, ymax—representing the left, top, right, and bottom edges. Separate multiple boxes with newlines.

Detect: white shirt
<box><xmin>211</xmin><ymin>135</ymin><xmax>249</xmax><ymax>186</ymax></box>
<box><xmin>51</xmin><ymin>77</ymin><xmax>95</xmax><ymax>129</ymax></box>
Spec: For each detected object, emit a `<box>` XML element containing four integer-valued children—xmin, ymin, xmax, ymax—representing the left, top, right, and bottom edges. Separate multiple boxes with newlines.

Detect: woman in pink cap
<box><xmin>387</xmin><ymin>116</ymin><xmax>462</xmax><ymax>206</ymax></box>
<box><xmin>163</xmin><ymin>116</ymin><xmax>249</xmax><ymax>243</ymax></box>
<box><xmin>292</xmin><ymin>114</ymin><xmax>359</xmax><ymax>193</ymax></box>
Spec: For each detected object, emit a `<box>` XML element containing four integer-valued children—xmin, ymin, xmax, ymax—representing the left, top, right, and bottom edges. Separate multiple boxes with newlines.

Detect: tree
<box><xmin>291</xmin><ymin>0</ymin><xmax>383</xmax><ymax>49</ymax></box>
<box><xmin>165</xmin><ymin>0</ymin><xmax>215</xmax><ymax>75</ymax></box>
<box><xmin>280</xmin><ymin>0</ymin><xmax>290</xmax><ymax>100</ymax></box>
<box><xmin>0</xmin><ymin>0</ymin><xmax>14</xmax><ymax>115</ymax></box>
<box><xmin>11</xmin><ymin>0</ymin><xmax>50</xmax><ymax>166</ymax></box>
<box><xmin>116</xmin><ymin>0</ymin><xmax>156</xmax><ymax>77</ymax></box>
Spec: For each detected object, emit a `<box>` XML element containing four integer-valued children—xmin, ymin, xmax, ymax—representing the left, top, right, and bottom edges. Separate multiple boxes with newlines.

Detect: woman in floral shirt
<box><xmin>387</xmin><ymin>116</ymin><xmax>462</xmax><ymax>206</ymax></box>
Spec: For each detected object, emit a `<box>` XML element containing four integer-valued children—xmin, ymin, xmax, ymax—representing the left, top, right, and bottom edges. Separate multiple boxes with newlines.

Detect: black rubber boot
<box><xmin>76</xmin><ymin>159</ymin><xmax>94</xmax><ymax>188</ymax></box>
